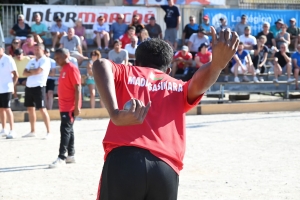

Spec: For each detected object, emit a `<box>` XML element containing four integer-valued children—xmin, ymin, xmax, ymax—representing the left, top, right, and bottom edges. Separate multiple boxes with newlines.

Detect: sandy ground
<box><xmin>0</xmin><ymin>112</ymin><xmax>300</xmax><ymax>200</ymax></box>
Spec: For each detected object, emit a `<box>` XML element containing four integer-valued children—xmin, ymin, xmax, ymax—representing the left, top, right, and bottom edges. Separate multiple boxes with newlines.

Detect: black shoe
<box><xmin>14</xmin><ymin>99</ymin><xmax>20</xmax><ymax>106</ymax></box>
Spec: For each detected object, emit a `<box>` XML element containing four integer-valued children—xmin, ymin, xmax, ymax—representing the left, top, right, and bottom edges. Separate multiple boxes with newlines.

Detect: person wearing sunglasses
<box><xmin>50</xmin><ymin>16</ymin><xmax>68</xmax><ymax>52</ymax></box>
<box><xmin>6</xmin><ymin>38</ymin><xmax>21</xmax><ymax>57</ymax></box>
<box><xmin>10</xmin><ymin>14</ymin><xmax>31</xmax><ymax>42</ymax></box>
<box><xmin>256</xmin><ymin>22</ymin><xmax>276</xmax><ymax>49</ymax></box>
<box><xmin>110</xmin><ymin>14</ymin><xmax>128</xmax><ymax>41</ymax></box>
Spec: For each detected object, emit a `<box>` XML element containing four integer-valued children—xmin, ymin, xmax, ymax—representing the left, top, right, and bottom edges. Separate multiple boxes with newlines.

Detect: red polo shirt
<box><xmin>119</xmin><ymin>33</ymin><xmax>132</xmax><ymax>49</ymax></box>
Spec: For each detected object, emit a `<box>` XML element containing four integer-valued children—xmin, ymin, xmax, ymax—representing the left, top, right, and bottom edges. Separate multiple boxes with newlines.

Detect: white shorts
<box><xmin>15</xmin><ymin>36</ymin><xmax>27</xmax><ymax>41</ymax></box>
<box><xmin>231</xmin><ymin>65</ymin><xmax>247</xmax><ymax>74</ymax></box>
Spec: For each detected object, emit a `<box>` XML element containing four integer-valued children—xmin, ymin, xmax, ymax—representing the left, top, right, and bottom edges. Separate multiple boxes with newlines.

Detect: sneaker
<box><xmin>0</xmin><ymin>129</ymin><xmax>8</xmax><ymax>137</ymax></box>
<box><xmin>104</xmin><ymin>47</ymin><xmax>109</xmax><ymax>52</ymax></box>
<box><xmin>253</xmin><ymin>76</ymin><xmax>259</xmax><ymax>83</ymax></box>
<box><xmin>259</xmin><ymin>77</ymin><xmax>264</xmax><ymax>82</ymax></box>
<box><xmin>43</xmin><ymin>133</ymin><xmax>51</xmax><ymax>140</ymax></box>
<box><xmin>66</xmin><ymin>156</ymin><xmax>76</xmax><ymax>164</ymax></box>
<box><xmin>14</xmin><ymin>98</ymin><xmax>20</xmax><ymax>106</ymax></box>
<box><xmin>255</xmin><ymin>69</ymin><xmax>260</xmax><ymax>74</ymax></box>
<box><xmin>49</xmin><ymin>158</ymin><xmax>66</xmax><ymax>169</ymax></box>
<box><xmin>287</xmin><ymin>78</ymin><xmax>295</xmax><ymax>83</ymax></box>
<box><xmin>6</xmin><ymin>130</ymin><xmax>17</xmax><ymax>139</ymax></box>
<box><xmin>50</xmin><ymin>47</ymin><xmax>55</xmax><ymax>52</ymax></box>
<box><xmin>273</xmin><ymin>79</ymin><xmax>279</xmax><ymax>83</ymax></box>
<box><xmin>98</xmin><ymin>47</ymin><xmax>102</xmax><ymax>51</ymax></box>
<box><xmin>22</xmin><ymin>132</ymin><xmax>36</xmax><ymax>138</ymax></box>
<box><xmin>234</xmin><ymin>77</ymin><xmax>240</xmax><ymax>83</ymax></box>
<box><xmin>224</xmin><ymin>75</ymin><xmax>229</xmax><ymax>82</ymax></box>
<box><xmin>242</xmin><ymin>76</ymin><xmax>250</xmax><ymax>82</ymax></box>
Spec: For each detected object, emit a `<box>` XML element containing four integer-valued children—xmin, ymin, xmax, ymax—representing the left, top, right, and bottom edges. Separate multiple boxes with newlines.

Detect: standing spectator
<box><xmin>10</xmin><ymin>14</ymin><xmax>31</xmax><ymax>42</ymax></box>
<box><xmin>275</xmin><ymin>24</ymin><xmax>290</xmax><ymax>49</ymax></box>
<box><xmin>235</xmin><ymin>15</ymin><xmax>249</xmax><ymax>36</ymax></box>
<box><xmin>45</xmin><ymin>48</ymin><xmax>57</xmax><ymax>110</ymax></box>
<box><xmin>6</xmin><ymin>38</ymin><xmax>21</xmax><ymax>57</ymax></box>
<box><xmin>93</xmin><ymin>16</ymin><xmax>110</xmax><ymax>51</ymax></box>
<box><xmin>287</xmin><ymin>18</ymin><xmax>300</xmax><ymax>51</ymax></box>
<box><xmin>239</xmin><ymin>26</ymin><xmax>257</xmax><ymax>50</ymax></box>
<box><xmin>130</xmin><ymin>15</ymin><xmax>145</xmax><ymax>37</ymax></box>
<box><xmin>145</xmin><ymin>16</ymin><xmax>162</xmax><ymax>39</ymax></box>
<box><xmin>119</xmin><ymin>26</ymin><xmax>136</xmax><ymax>49</ymax></box>
<box><xmin>182</xmin><ymin>16</ymin><xmax>199</xmax><ymax>45</ymax></box>
<box><xmin>110</xmin><ymin>14</ymin><xmax>128</xmax><ymax>41</ymax></box>
<box><xmin>22</xmin><ymin>34</ymin><xmax>36</xmax><ymax>58</ymax></box>
<box><xmin>22</xmin><ymin>43</ymin><xmax>51</xmax><ymax>139</ymax></box>
<box><xmin>188</xmin><ymin>28</ymin><xmax>210</xmax><ymax>58</ymax></box>
<box><xmin>216</xmin><ymin>18</ymin><xmax>229</xmax><ymax>34</ymax></box>
<box><xmin>292</xmin><ymin>44</ymin><xmax>300</xmax><ymax>90</ymax></box>
<box><xmin>270</xmin><ymin>19</ymin><xmax>283</xmax><ymax>37</ymax></box>
<box><xmin>138</xmin><ymin>29</ymin><xmax>151</xmax><ymax>44</ymax></box>
<box><xmin>273</xmin><ymin>43</ymin><xmax>295</xmax><ymax>83</ymax></box>
<box><xmin>125</xmin><ymin>36</ymin><xmax>138</xmax><ymax>65</ymax></box>
<box><xmin>60</xmin><ymin>28</ymin><xmax>88</xmax><ymax>66</ymax></box>
<box><xmin>195</xmin><ymin>42</ymin><xmax>212</xmax><ymax>68</ymax></box>
<box><xmin>200</xmin><ymin>15</ymin><xmax>212</xmax><ymax>41</ymax></box>
<box><xmin>0</xmin><ymin>45</ymin><xmax>18</xmax><ymax>139</ymax></box>
<box><xmin>31</xmin><ymin>13</ymin><xmax>47</xmax><ymax>44</ymax></box>
<box><xmin>252</xmin><ymin>35</ymin><xmax>269</xmax><ymax>81</ymax></box>
<box><xmin>108</xmin><ymin>40</ymin><xmax>128</xmax><ymax>65</ymax></box>
<box><xmin>171</xmin><ymin>45</ymin><xmax>193</xmax><ymax>77</ymax></box>
<box><xmin>49</xmin><ymin>48</ymin><xmax>81</xmax><ymax>168</ymax></box>
<box><xmin>74</xmin><ymin>18</ymin><xmax>87</xmax><ymax>51</ymax></box>
<box><xmin>256</xmin><ymin>22</ymin><xmax>276</xmax><ymax>49</ymax></box>
<box><xmin>50</xmin><ymin>16</ymin><xmax>68</xmax><ymax>52</ymax></box>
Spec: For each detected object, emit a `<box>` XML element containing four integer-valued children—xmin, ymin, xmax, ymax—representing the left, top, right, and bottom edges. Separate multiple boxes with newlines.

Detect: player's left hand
<box><xmin>74</xmin><ymin>107</ymin><xmax>81</xmax><ymax>116</ymax></box>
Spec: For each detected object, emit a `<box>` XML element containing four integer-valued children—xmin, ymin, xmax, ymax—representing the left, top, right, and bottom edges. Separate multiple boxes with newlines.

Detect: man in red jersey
<box><xmin>93</xmin><ymin>27</ymin><xmax>239</xmax><ymax>200</ymax></box>
<box><xmin>171</xmin><ymin>45</ymin><xmax>193</xmax><ymax>77</ymax></box>
<box><xmin>49</xmin><ymin>48</ymin><xmax>81</xmax><ymax>168</ymax></box>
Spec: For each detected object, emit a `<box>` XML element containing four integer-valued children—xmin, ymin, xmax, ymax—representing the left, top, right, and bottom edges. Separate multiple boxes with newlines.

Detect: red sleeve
<box><xmin>188</xmin><ymin>53</ymin><xmax>193</xmax><ymax>59</ymax></box>
<box><xmin>182</xmin><ymin>80</ymin><xmax>203</xmax><ymax>113</ymax></box>
<box><xmin>110</xmin><ymin>61</ymin><xmax>126</xmax><ymax>83</ymax></box>
<box><xmin>173</xmin><ymin>51</ymin><xmax>180</xmax><ymax>59</ymax></box>
<box><xmin>69</xmin><ymin>66</ymin><xmax>81</xmax><ymax>86</ymax></box>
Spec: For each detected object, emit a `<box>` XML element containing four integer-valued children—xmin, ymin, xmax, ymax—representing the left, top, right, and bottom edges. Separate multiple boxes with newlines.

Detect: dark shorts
<box><xmin>97</xmin><ymin>146</ymin><xmax>179</xmax><ymax>200</ymax></box>
<box><xmin>164</xmin><ymin>28</ymin><xmax>177</xmax><ymax>44</ymax></box>
<box><xmin>24</xmin><ymin>86</ymin><xmax>46</xmax><ymax>109</ymax></box>
<box><xmin>18</xmin><ymin>78</ymin><xmax>27</xmax><ymax>85</ymax></box>
<box><xmin>0</xmin><ymin>93</ymin><xmax>12</xmax><ymax>108</ymax></box>
<box><xmin>46</xmin><ymin>79</ymin><xmax>55</xmax><ymax>93</ymax></box>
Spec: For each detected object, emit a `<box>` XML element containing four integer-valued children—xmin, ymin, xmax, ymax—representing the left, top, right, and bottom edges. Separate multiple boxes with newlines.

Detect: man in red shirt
<box><xmin>49</xmin><ymin>48</ymin><xmax>81</xmax><ymax>168</ymax></box>
<box><xmin>119</xmin><ymin>26</ymin><xmax>136</xmax><ymax>49</ymax></box>
<box><xmin>93</xmin><ymin>27</ymin><xmax>239</xmax><ymax>200</ymax></box>
<box><xmin>171</xmin><ymin>45</ymin><xmax>193</xmax><ymax>77</ymax></box>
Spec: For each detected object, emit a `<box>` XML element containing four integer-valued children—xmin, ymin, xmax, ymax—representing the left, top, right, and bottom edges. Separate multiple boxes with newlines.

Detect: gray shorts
<box><xmin>164</xmin><ymin>28</ymin><xmax>177</xmax><ymax>44</ymax></box>
<box><xmin>70</xmin><ymin>51</ymin><xmax>81</xmax><ymax>58</ymax></box>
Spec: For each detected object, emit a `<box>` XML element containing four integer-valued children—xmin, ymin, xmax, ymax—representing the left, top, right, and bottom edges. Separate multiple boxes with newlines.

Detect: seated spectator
<box><xmin>273</xmin><ymin>43</ymin><xmax>295</xmax><ymax>83</ymax></box>
<box><xmin>270</xmin><ymin>19</ymin><xmax>283</xmax><ymax>37</ymax></box>
<box><xmin>60</xmin><ymin>28</ymin><xmax>88</xmax><ymax>66</ymax></box>
<box><xmin>256</xmin><ymin>22</ymin><xmax>276</xmax><ymax>49</ymax></box>
<box><xmin>93</xmin><ymin>16</ymin><xmax>110</xmax><ymax>51</ymax></box>
<box><xmin>171</xmin><ymin>45</ymin><xmax>193</xmax><ymax>77</ymax></box>
<box><xmin>119</xmin><ymin>26</ymin><xmax>136</xmax><ymax>49</ymax></box>
<box><xmin>22</xmin><ymin>34</ymin><xmax>36</xmax><ymax>58</ymax></box>
<box><xmin>252</xmin><ymin>35</ymin><xmax>269</xmax><ymax>80</ymax></box>
<box><xmin>235</xmin><ymin>14</ymin><xmax>249</xmax><ymax>36</ymax></box>
<box><xmin>292</xmin><ymin>44</ymin><xmax>300</xmax><ymax>89</ymax></box>
<box><xmin>6</xmin><ymin>38</ymin><xmax>21</xmax><ymax>57</ymax></box>
<box><xmin>138</xmin><ymin>29</ymin><xmax>151</xmax><ymax>45</ymax></box>
<box><xmin>130</xmin><ymin>15</ymin><xmax>145</xmax><ymax>37</ymax></box>
<box><xmin>145</xmin><ymin>16</ymin><xmax>162</xmax><ymax>39</ymax></box>
<box><xmin>287</xmin><ymin>18</ymin><xmax>300</xmax><ymax>51</ymax></box>
<box><xmin>110</xmin><ymin>14</ymin><xmax>128</xmax><ymax>41</ymax></box>
<box><xmin>12</xmin><ymin>48</ymin><xmax>30</xmax><ymax>104</ymax></box>
<box><xmin>108</xmin><ymin>40</ymin><xmax>128</xmax><ymax>65</ymax></box>
<box><xmin>195</xmin><ymin>42</ymin><xmax>212</xmax><ymax>68</ymax></box>
<box><xmin>239</xmin><ymin>26</ymin><xmax>257</xmax><ymax>50</ymax></box>
<box><xmin>30</xmin><ymin>13</ymin><xmax>47</xmax><ymax>44</ymax></box>
<box><xmin>182</xmin><ymin>15</ymin><xmax>199</xmax><ymax>45</ymax></box>
<box><xmin>275</xmin><ymin>24</ymin><xmax>290</xmax><ymax>49</ymax></box>
<box><xmin>216</xmin><ymin>18</ymin><xmax>229</xmax><ymax>34</ymax></box>
<box><xmin>44</xmin><ymin>48</ymin><xmax>57</xmax><ymax>110</ymax></box>
<box><xmin>231</xmin><ymin>42</ymin><xmax>258</xmax><ymax>83</ymax></box>
<box><xmin>125</xmin><ymin>36</ymin><xmax>138</xmax><ymax>65</ymax></box>
<box><xmin>200</xmin><ymin>15</ymin><xmax>212</xmax><ymax>41</ymax></box>
<box><xmin>74</xmin><ymin>18</ymin><xmax>87</xmax><ymax>51</ymax></box>
<box><xmin>66</xmin><ymin>49</ymin><xmax>79</xmax><ymax>67</ymax></box>
<box><xmin>188</xmin><ymin>28</ymin><xmax>209</xmax><ymax>58</ymax></box>
<box><xmin>10</xmin><ymin>14</ymin><xmax>31</xmax><ymax>42</ymax></box>
<box><xmin>50</xmin><ymin>16</ymin><xmax>68</xmax><ymax>51</ymax></box>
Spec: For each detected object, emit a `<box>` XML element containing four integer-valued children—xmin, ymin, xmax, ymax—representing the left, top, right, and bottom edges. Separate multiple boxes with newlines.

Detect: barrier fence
<box><xmin>239</xmin><ymin>0</ymin><xmax>300</xmax><ymax>9</ymax></box>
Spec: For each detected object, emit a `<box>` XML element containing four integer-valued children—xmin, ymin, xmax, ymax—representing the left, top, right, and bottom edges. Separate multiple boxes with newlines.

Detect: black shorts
<box><xmin>24</xmin><ymin>86</ymin><xmax>46</xmax><ymax>109</ymax></box>
<box><xmin>18</xmin><ymin>78</ymin><xmax>27</xmax><ymax>85</ymax></box>
<box><xmin>97</xmin><ymin>146</ymin><xmax>179</xmax><ymax>200</ymax></box>
<box><xmin>0</xmin><ymin>93</ymin><xmax>12</xmax><ymax>108</ymax></box>
<box><xmin>46</xmin><ymin>79</ymin><xmax>55</xmax><ymax>93</ymax></box>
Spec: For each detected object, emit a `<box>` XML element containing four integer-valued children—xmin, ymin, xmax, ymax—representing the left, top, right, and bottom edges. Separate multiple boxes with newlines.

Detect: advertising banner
<box><xmin>124</xmin><ymin>0</ymin><xmax>225</xmax><ymax>5</ymax></box>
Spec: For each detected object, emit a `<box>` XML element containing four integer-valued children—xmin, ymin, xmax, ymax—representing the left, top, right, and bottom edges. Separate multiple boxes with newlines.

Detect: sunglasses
<box><xmin>57</xmin><ymin>20</ymin><xmax>62</xmax><ymax>22</ymax></box>
<box><xmin>18</xmin><ymin>19</ymin><xmax>23</xmax><ymax>21</ymax></box>
<box><xmin>13</xmin><ymin>42</ymin><xmax>19</xmax><ymax>44</ymax></box>
<box><xmin>189</xmin><ymin>19</ymin><xmax>194</xmax><ymax>21</ymax></box>
<box><xmin>118</xmin><ymin>17</ymin><xmax>123</xmax><ymax>19</ymax></box>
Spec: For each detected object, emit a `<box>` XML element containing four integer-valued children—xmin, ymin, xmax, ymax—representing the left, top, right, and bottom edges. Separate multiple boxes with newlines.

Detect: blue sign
<box><xmin>203</xmin><ymin>8</ymin><xmax>300</xmax><ymax>36</ymax></box>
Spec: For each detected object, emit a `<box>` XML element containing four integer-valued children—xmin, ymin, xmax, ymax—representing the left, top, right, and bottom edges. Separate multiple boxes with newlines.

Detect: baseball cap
<box><xmin>149</xmin><ymin>16</ymin><xmax>155</xmax><ymax>20</ymax></box>
<box><xmin>203</xmin><ymin>15</ymin><xmax>209</xmax><ymax>20</ymax></box>
<box><xmin>241</xmin><ymin>14</ymin><xmax>247</xmax><ymax>19</ymax></box>
<box><xmin>275</xmin><ymin>19</ymin><xmax>284</xmax><ymax>24</ymax></box>
<box><xmin>27</xmin><ymin>34</ymin><xmax>34</xmax><ymax>38</ymax></box>
<box><xmin>18</xmin><ymin>14</ymin><xmax>24</xmax><ymax>19</ymax></box>
<box><xmin>290</xmin><ymin>18</ymin><xmax>296</xmax><ymax>22</ymax></box>
<box><xmin>219</xmin><ymin>17</ymin><xmax>224</xmax><ymax>21</ymax></box>
<box><xmin>244</xmin><ymin>26</ymin><xmax>251</xmax><ymax>30</ymax></box>
<box><xmin>55</xmin><ymin>16</ymin><xmax>62</xmax><ymax>21</ymax></box>
<box><xmin>199</xmin><ymin>42</ymin><xmax>209</xmax><ymax>50</ymax></box>
<box><xmin>198</xmin><ymin>28</ymin><xmax>205</xmax><ymax>33</ymax></box>
<box><xmin>14</xmin><ymin>48</ymin><xmax>23</xmax><ymax>55</ymax></box>
<box><xmin>182</xmin><ymin>45</ymin><xmax>189</xmax><ymax>51</ymax></box>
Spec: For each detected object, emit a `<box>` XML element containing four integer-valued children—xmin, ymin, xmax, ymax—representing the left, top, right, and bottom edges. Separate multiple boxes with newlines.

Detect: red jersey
<box><xmin>119</xmin><ymin>34</ymin><xmax>131</xmax><ymax>49</ymax></box>
<box><xmin>173</xmin><ymin>51</ymin><xmax>193</xmax><ymax>68</ymax></box>
<box><xmin>103</xmin><ymin>62</ymin><xmax>203</xmax><ymax>174</ymax></box>
<box><xmin>195</xmin><ymin>52</ymin><xmax>212</xmax><ymax>68</ymax></box>
<box><xmin>58</xmin><ymin>62</ymin><xmax>82</xmax><ymax>112</ymax></box>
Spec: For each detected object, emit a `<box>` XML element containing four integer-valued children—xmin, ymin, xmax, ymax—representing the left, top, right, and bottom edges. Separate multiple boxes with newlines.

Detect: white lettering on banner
<box><xmin>128</xmin><ymin>76</ymin><xmax>183</xmax><ymax>92</ymax></box>
<box><xmin>231</xmin><ymin>15</ymin><xmax>271</xmax><ymax>24</ymax></box>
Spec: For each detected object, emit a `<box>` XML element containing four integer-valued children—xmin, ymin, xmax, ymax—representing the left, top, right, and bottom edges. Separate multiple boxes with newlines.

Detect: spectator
<box><xmin>188</xmin><ymin>28</ymin><xmax>210</xmax><ymax>58</ymax></box>
<box><xmin>171</xmin><ymin>45</ymin><xmax>193</xmax><ymax>77</ymax></box>
<box><xmin>216</xmin><ymin>18</ymin><xmax>229</xmax><ymax>34</ymax></box>
<box><xmin>30</xmin><ymin>13</ymin><xmax>47</xmax><ymax>44</ymax></box>
<box><xmin>0</xmin><ymin>44</ymin><xmax>18</xmax><ymax>139</ymax></box>
<box><xmin>22</xmin><ymin>34</ymin><xmax>36</xmax><ymax>58</ymax></box>
<box><xmin>145</xmin><ymin>16</ymin><xmax>162</xmax><ymax>39</ymax></box>
<box><xmin>239</xmin><ymin>26</ymin><xmax>257</xmax><ymax>50</ymax></box>
<box><xmin>138</xmin><ymin>29</ymin><xmax>151</xmax><ymax>45</ymax></box>
<box><xmin>200</xmin><ymin>15</ymin><xmax>212</xmax><ymax>41</ymax></box>
<box><xmin>195</xmin><ymin>42</ymin><xmax>212</xmax><ymax>68</ymax></box>
<box><xmin>60</xmin><ymin>28</ymin><xmax>88</xmax><ymax>66</ymax></box>
<box><xmin>273</xmin><ymin>43</ymin><xmax>295</xmax><ymax>83</ymax></box>
<box><xmin>74</xmin><ymin>18</ymin><xmax>87</xmax><ymax>51</ymax></box>
<box><xmin>275</xmin><ymin>24</ymin><xmax>290</xmax><ymax>49</ymax></box>
<box><xmin>110</xmin><ymin>14</ymin><xmax>128</xmax><ymax>41</ymax></box>
<box><xmin>256</xmin><ymin>22</ymin><xmax>276</xmax><ymax>49</ymax></box>
<box><xmin>12</xmin><ymin>49</ymin><xmax>30</xmax><ymax>104</ymax></box>
<box><xmin>108</xmin><ymin>40</ymin><xmax>128</xmax><ymax>65</ymax></box>
<box><xmin>182</xmin><ymin>16</ymin><xmax>199</xmax><ymax>45</ymax></box>
<box><xmin>231</xmin><ymin>42</ymin><xmax>258</xmax><ymax>83</ymax></box>
<box><xmin>93</xmin><ymin>16</ymin><xmax>110</xmax><ymax>51</ymax></box>
<box><xmin>22</xmin><ymin>43</ymin><xmax>51</xmax><ymax>139</ymax></box>
<box><xmin>6</xmin><ymin>38</ymin><xmax>21</xmax><ymax>57</ymax></box>
<box><xmin>65</xmin><ymin>49</ymin><xmax>79</xmax><ymax>67</ymax></box>
<box><xmin>252</xmin><ymin>35</ymin><xmax>269</xmax><ymax>81</ymax></box>
<box><xmin>44</xmin><ymin>48</ymin><xmax>57</xmax><ymax>110</ymax></box>
<box><xmin>130</xmin><ymin>14</ymin><xmax>145</xmax><ymax>37</ymax></box>
<box><xmin>125</xmin><ymin>36</ymin><xmax>138</xmax><ymax>65</ymax></box>
<box><xmin>270</xmin><ymin>19</ymin><xmax>283</xmax><ymax>37</ymax></box>
<box><xmin>119</xmin><ymin>26</ymin><xmax>136</xmax><ymax>49</ymax></box>
<box><xmin>287</xmin><ymin>18</ymin><xmax>300</xmax><ymax>51</ymax></box>
<box><xmin>10</xmin><ymin>14</ymin><xmax>31</xmax><ymax>42</ymax></box>
<box><xmin>235</xmin><ymin>14</ymin><xmax>249</xmax><ymax>36</ymax></box>
<box><xmin>50</xmin><ymin>16</ymin><xmax>68</xmax><ymax>52</ymax></box>
<box><xmin>292</xmin><ymin>44</ymin><xmax>300</xmax><ymax>90</ymax></box>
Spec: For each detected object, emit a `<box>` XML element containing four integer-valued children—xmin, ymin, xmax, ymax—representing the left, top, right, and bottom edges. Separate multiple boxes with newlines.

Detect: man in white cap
<box><xmin>171</xmin><ymin>45</ymin><xmax>193</xmax><ymax>77</ymax></box>
<box><xmin>287</xmin><ymin>18</ymin><xmax>300</xmax><ymax>51</ymax></box>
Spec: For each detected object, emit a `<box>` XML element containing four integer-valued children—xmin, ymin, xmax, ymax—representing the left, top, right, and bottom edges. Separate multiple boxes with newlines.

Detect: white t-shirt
<box><xmin>0</xmin><ymin>54</ymin><xmax>17</xmax><ymax>93</ymax></box>
<box><xmin>25</xmin><ymin>56</ymin><xmax>51</xmax><ymax>88</ymax></box>
<box><xmin>125</xmin><ymin>44</ymin><xmax>137</xmax><ymax>58</ymax></box>
<box><xmin>93</xmin><ymin>23</ymin><xmax>110</xmax><ymax>38</ymax></box>
<box><xmin>239</xmin><ymin>34</ymin><xmax>257</xmax><ymax>46</ymax></box>
<box><xmin>188</xmin><ymin>34</ymin><xmax>210</xmax><ymax>52</ymax></box>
